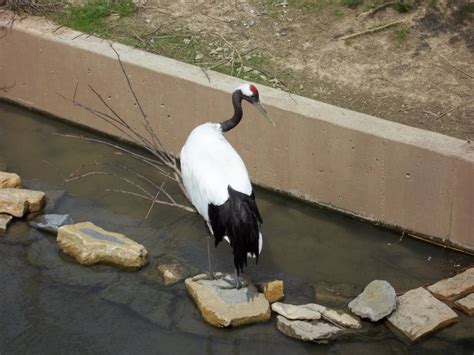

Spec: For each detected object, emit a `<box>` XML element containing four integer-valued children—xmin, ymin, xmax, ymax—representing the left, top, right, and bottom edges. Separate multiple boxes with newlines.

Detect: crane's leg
<box><xmin>219</xmin><ymin>269</ymin><xmax>246</xmax><ymax>290</ymax></box>
<box><xmin>206</xmin><ymin>235</ymin><xmax>215</xmax><ymax>280</ymax></box>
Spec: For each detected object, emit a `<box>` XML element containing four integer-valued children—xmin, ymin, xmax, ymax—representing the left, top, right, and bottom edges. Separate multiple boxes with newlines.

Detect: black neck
<box><xmin>220</xmin><ymin>90</ymin><xmax>243</xmax><ymax>133</ymax></box>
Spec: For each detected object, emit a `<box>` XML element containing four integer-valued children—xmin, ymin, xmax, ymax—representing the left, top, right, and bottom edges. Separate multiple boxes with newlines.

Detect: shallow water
<box><xmin>0</xmin><ymin>101</ymin><xmax>473</xmax><ymax>354</ymax></box>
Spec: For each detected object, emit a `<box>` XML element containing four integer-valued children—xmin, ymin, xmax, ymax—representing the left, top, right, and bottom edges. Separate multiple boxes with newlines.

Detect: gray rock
<box><xmin>0</xmin><ymin>214</ymin><xmax>13</xmax><ymax>232</ymax></box>
<box><xmin>276</xmin><ymin>316</ymin><xmax>343</xmax><ymax>343</ymax></box>
<box><xmin>427</xmin><ymin>267</ymin><xmax>474</xmax><ymax>302</ymax></box>
<box><xmin>29</xmin><ymin>214</ymin><xmax>73</xmax><ymax>234</ymax></box>
<box><xmin>271</xmin><ymin>302</ymin><xmax>322</xmax><ymax>320</ymax></box>
<box><xmin>387</xmin><ymin>287</ymin><xmax>458</xmax><ymax>341</ymax></box>
<box><xmin>348</xmin><ymin>280</ymin><xmax>397</xmax><ymax>321</ymax></box>
<box><xmin>454</xmin><ymin>293</ymin><xmax>474</xmax><ymax>316</ymax></box>
<box><xmin>185</xmin><ymin>273</ymin><xmax>271</xmax><ymax>327</ymax></box>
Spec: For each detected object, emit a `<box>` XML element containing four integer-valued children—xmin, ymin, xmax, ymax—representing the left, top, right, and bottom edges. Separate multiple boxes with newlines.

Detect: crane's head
<box><xmin>237</xmin><ymin>84</ymin><xmax>275</xmax><ymax>126</ymax></box>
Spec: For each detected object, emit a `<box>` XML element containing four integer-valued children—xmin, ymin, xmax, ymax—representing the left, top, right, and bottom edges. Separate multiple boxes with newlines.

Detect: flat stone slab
<box><xmin>185</xmin><ymin>273</ymin><xmax>271</xmax><ymax>327</ymax></box>
<box><xmin>348</xmin><ymin>280</ymin><xmax>397</xmax><ymax>321</ymax></box>
<box><xmin>454</xmin><ymin>293</ymin><xmax>474</xmax><ymax>316</ymax></box>
<box><xmin>387</xmin><ymin>287</ymin><xmax>458</xmax><ymax>341</ymax></box>
<box><xmin>272</xmin><ymin>302</ymin><xmax>360</xmax><ymax>329</ymax></box>
<box><xmin>0</xmin><ymin>171</ymin><xmax>21</xmax><ymax>188</ymax></box>
<box><xmin>257</xmin><ymin>280</ymin><xmax>284</xmax><ymax>303</ymax></box>
<box><xmin>271</xmin><ymin>302</ymin><xmax>322</xmax><ymax>320</ymax></box>
<box><xmin>427</xmin><ymin>268</ymin><xmax>474</xmax><ymax>302</ymax></box>
<box><xmin>0</xmin><ymin>213</ymin><xmax>13</xmax><ymax>232</ymax></box>
<box><xmin>0</xmin><ymin>189</ymin><xmax>27</xmax><ymax>217</ymax></box>
<box><xmin>276</xmin><ymin>315</ymin><xmax>344</xmax><ymax>343</ymax></box>
<box><xmin>57</xmin><ymin>222</ymin><xmax>148</xmax><ymax>268</ymax></box>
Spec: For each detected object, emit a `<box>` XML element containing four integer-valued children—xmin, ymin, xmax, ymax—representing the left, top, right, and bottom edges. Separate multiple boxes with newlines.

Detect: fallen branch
<box><xmin>338</xmin><ymin>20</ymin><xmax>405</xmax><ymax>41</ymax></box>
<box><xmin>358</xmin><ymin>2</ymin><xmax>396</xmax><ymax>18</ymax></box>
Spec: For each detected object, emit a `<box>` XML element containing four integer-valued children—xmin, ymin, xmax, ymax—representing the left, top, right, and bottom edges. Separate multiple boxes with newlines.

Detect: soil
<box><xmin>134</xmin><ymin>0</ymin><xmax>473</xmax><ymax>140</ymax></box>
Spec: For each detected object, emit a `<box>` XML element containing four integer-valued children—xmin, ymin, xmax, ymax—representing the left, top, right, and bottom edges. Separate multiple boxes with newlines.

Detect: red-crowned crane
<box><xmin>180</xmin><ymin>84</ymin><xmax>274</xmax><ymax>289</ymax></box>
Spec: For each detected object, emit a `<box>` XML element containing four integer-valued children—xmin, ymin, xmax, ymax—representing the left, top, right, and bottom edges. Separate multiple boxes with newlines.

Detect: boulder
<box><xmin>185</xmin><ymin>273</ymin><xmax>271</xmax><ymax>327</ymax></box>
<box><xmin>0</xmin><ymin>172</ymin><xmax>21</xmax><ymax>188</ymax></box>
<box><xmin>454</xmin><ymin>293</ymin><xmax>474</xmax><ymax>316</ymax></box>
<box><xmin>57</xmin><ymin>222</ymin><xmax>148</xmax><ymax>268</ymax></box>
<box><xmin>276</xmin><ymin>316</ymin><xmax>343</xmax><ymax>343</ymax></box>
<box><xmin>387</xmin><ymin>287</ymin><xmax>458</xmax><ymax>341</ymax></box>
<box><xmin>348</xmin><ymin>280</ymin><xmax>397</xmax><ymax>321</ymax></box>
<box><xmin>257</xmin><ymin>280</ymin><xmax>284</xmax><ymax>303</ymax></box>
<box><xmin>271</xmin><ymin>302</ymin><xmax>322</xmax><ymax>320</ymax></box>
<box><xmin>0</xmin><ymin>189</ymin><xmax>27</xmax><ymax>217</ymax></box>
<box><xmin>0</xmin><ymin>214</ymin><xmax>13</xmax><ymax>232</ymax></box>
<box><xmin>427</xmin><ymin>268</ymin><xmax>474</xmax><ymax>302</ymax></box>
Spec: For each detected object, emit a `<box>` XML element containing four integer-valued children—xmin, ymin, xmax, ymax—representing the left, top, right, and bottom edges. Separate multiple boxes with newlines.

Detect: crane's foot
<box><xmin>217</xmin><ymin>273</ymin><xmax>248</xmax><ymax>290</ymax></box>
<box><xmin>204</xmin><ymin>271</ymin><xmax>216</xmax><ymax>280</ymax></box>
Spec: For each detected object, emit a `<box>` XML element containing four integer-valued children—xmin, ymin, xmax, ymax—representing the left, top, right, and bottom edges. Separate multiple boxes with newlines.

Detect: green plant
<box><xmin>429</xmin><ymin>0</ymin><xmax>438</xmax><ymax>9</ymax></box>
<box><xmin>341</xmin><ymin>0</ymin><xmax>363</xmax><ymax>8</ymax></box>
<box><xmin>394</xmin><ymin>27</ymin><xmax>409</xmax><ymax>41</ymax></box>
<box><xmin>61</xmin><ymin>0</ymin><xmax>136</xmax><ymax>34</ymax></box>
<box><xmin>393</xmin><ymin>1</ymin><xmax>411</xmax><ymax>13</ymax></box>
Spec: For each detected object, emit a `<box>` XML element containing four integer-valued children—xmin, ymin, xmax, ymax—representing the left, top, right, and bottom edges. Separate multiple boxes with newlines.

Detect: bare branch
<box><xmin>145</xmin><ymin>181</ymin><xmax>165</xmax><ymax>219</ymax></box>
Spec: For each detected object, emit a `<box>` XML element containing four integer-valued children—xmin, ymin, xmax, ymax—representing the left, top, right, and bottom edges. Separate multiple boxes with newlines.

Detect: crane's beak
<box><xmin>254</xmin><ymin>101</ymin><xmax>275</xmax><ymax>127</ymax></box>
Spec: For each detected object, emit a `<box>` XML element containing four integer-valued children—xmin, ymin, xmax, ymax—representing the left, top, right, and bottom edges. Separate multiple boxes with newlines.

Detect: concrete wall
<box><xmin>1</xmin><ymin>15</ymin><xmax>473</xmax><ymax>251</ymax></box>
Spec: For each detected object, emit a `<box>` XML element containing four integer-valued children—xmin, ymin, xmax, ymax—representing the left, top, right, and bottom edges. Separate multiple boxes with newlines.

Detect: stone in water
<box><xmin>454</xmin><ymin>293</ymin><xmax>474</xmax><ymax>316</ymax></box>
<box><xmin>387</xmin><ymin>287</ymin><xmax>458</xmax><ymax>341</ymax></box>
<box><xmin>57</xmin><ymin>222</ymin><xmax>147</xmax><ymax>268</ymax></box>
<box><xmin>276</xmin><ymin>316</ymin><xmax>343</xmax><ymax>343</ymax></box>
<box><xmin>30</xmin><ymin>214</ymin><xmax>74</xmax><ymax>234</ymax></box>
<box><xmin>185</xmin><ymin>273</ymin><xmax>271</xmax><ymax>327</ymax></box>
<box><xmin>271</xmin><ymin>302</ymin><xmax>323</xmax><ymax>320</ymax></box>
<box><xmin>0</xmin><ymin>189</ymin><xmax>28</xmax><ymax>217</ymax></box>
<box><xmin>0</xmin><ymin>214</ymin><xmax>13</xmax><ymax>232</ymax></box>
<box><xmin>348</xmin><ymin>280</ymin><xmax>397</xmax><ymax>321</ymax></box>
<box><xmin>0</xmin><ymin>172</ymin><xmax>21</xmax><ymax>188</ymax></box>
<box><xmin>427</xmin><ymin>268</ymin><xmax>474</xmax><ymax>302</ymax></box>
<box><xmin>257</xmin><ymin>280</ymin><xmax>284</xmax><ymax>303</ymax></box>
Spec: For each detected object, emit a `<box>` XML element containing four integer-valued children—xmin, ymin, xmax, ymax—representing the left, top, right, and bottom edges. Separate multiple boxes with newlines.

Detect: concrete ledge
<box><xmin>1</xmin><ymin>14</ymin><xmax>473</xmax><ymax>251</ymax></box>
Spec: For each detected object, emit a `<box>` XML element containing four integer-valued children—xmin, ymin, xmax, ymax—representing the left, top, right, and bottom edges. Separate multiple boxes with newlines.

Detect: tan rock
<box><xmin>257</xmin><ymin>280</ymin><xmax>284</xmax><ymax>303</ymax></box>
<box><xmin>0</xmin><ymin>189</ymin><xmax>27</xmax><ymax>217</ymax></box>
<box><xmin>185</xmin><ymin>274</ymin><xmax>271</xmax><ymax>327</ymax></box>
<box><xmin>271</xmin><ymin>302</ymin><xmax>323</xmax><ymax>320</ymax></box>
<box><xmin>57</xmin><ymin>222</ymin><xmax>148</xmax><ymax>268</ymax></box>
<box><xmin>427</xmin><ymin>268</ymin><xmax>474</xmax><ymax>302</ymax></box>
<box><xmin>157</xmin><ymin>262</ymin><xmax>189</xmax><ymax>286</ymax></box>
<box><xmin>387</xmin><ymin>287</ymin><xmax>458</xmax><ymax>341</ymax></box>
<box><xmin>0</xmin><ymin>188</ymin><xmax>45</xmax><ymax>215</ymax></box>
<box><xmin>321</xmin><ymin>308</ymin><xmax>361</xmax><ymax>329</ymax></box>
<box><xmin>0</xmin><ymin>172</ymin><xmax>21</xmax><ymax>188</ymax></box>
<box><xmin>276</xmin><ymin>316</ymin><xmax>344</xmax><ymax>343</ymax></box>
<box><xmin>454</xmin><ymin>293</ymin><xmax>474</xmax><ymax>316</ymax></box>
<box><xmin>0</xmin><ymin>214</ymin><xmax>13</xmax><ymax>232</ymax></box>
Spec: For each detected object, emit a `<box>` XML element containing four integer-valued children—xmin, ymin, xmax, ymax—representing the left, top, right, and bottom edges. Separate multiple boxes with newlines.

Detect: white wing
<box><xmin>180</xmin><ymin>123</ymin><xmax>252</xmax><ymax>221</ymax></box>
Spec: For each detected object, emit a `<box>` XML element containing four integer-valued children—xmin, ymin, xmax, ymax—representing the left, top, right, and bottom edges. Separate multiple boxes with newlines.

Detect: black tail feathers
<box><xmin>208</xmin><ymin>186</ymin><xmax>262</xmax><ymax>275</ymax></box>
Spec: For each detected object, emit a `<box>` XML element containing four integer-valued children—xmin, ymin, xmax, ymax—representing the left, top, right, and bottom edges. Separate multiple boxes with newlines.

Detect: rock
<box><xmin>348</xmin><ymin>280</ymin><xmax>397</xmax><ymax>321</ymax></box>
<box><xmin>57</xmin><ymin>222</ymin><xmax>148</xmax><ymax>268</ymax></box>
<box><xmin>194</xmin><ymin>53</ymin><xmax>204</xmax><ymax>60</ymax></box>
<box><xmin>427</xmin><ymin>268</ymin><xmax>474</xmax><ymax>302</ymax></box>
<box><xmin>0</xmin><ymin>172</ymin><xmax>21</xmax><ymax>188</ymax></box>
<box><xmin>0</xmin><ymin>189</ymin><xmax>27</xmax><ymax>217</ymax></box>
<box><xmin>257</xmin><ymin>280</ymin><xmax>284</xmax><ymax>303</ymax></box>
<box><xmin>387</xmin><ymin>287</ymin><xmax>458</xmax><ymax>341</ymax></box>
<box><xmin>271</xmin><ymin>302</ymin><xmax>322</xmax><ymax>320</ymax></box>
<box><xmin>29</xmin><ymin>214</ymin><xmax>74</xmax><ymax>234</ymax></box>
<box><xmin>454</xmin><ymin>293</ymin><xmax>474</xmax><ymax>316</ymax></box>
<box><xmin>321</xmin><ymin>308</ymin><xmax>361</xmax><ymax>329</ymax></box>
<box><xmin>276</xmin><ymin>316</ymin><xmax>343</xmax><ymax>343</ymax></box>
<box><xmin>143</xmin><ymin>255</ymin><xmax>197</xmax><ymax>286</ymax></box>
<box><xmin>0</xmin><ymin>214</ymin><xmax>13</xmax><ymax>232</ymax></box>
<box><xmin>185</xmin><ymin>273</ymin><xmax>271</xmax><ymax>327</ymax></box>
<box><xmin>272</xmin><ymin>301</ymin><xmax>361</xmax><ymax>329</ymax></box>
<box><xmin>0</xmin><ymin>188</ymin><xmax>45</xmax><ymax>214</ymax></box>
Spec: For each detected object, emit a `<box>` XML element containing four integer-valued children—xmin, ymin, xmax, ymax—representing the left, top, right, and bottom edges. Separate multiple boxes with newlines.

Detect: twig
<box><xmin>436</xmin><ymin>98</ymin><xmax>474</xmax><ymax>121</ymax></box>
<box><xmin>423</xmin><ymin>110</ymin><xmax>439</xmax><ymax>117</ymax></box>
<box><xmin>145</xmin><ymin>181</ymin><xmax>165</xmax><ymax>219</ymax></box>
<box><xmin>440</xmin><ymin>56</ymin><xmax>474</xmax><ymax>79</ymax></box>
<box><xmin>338</xmin><ymin>20</ymin><xmax>405</xmax><ymax>41</ymax></box>
<box><xmin>358</xmin><ymin>2</ymin><xmax>396</xmax><ymax>18</ymax></box>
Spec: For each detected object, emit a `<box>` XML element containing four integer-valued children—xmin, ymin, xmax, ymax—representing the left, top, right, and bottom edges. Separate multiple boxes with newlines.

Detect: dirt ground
<box><xmin>133</xmin><ymin>0</ymin><xmax>473</xmax><ymax>140</ymax></box>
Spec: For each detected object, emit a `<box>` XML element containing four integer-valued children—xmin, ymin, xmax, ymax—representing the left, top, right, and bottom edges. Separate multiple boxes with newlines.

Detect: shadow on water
<box><xmin>0</xmin><ymin>101</ymin><xmax>473</xmax><ymax>354</ymax></box>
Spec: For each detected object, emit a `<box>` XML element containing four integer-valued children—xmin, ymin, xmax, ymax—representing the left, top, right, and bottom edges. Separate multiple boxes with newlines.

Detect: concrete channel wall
<box><xmin>1</xmin><ymin>15</ymin><xmax>473</xmax><ymax>252</ymax></box>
